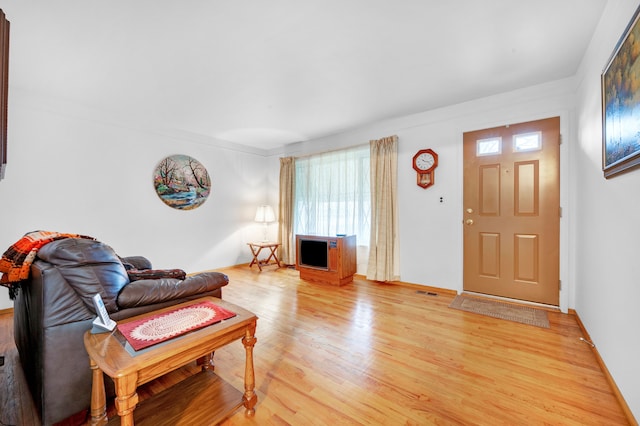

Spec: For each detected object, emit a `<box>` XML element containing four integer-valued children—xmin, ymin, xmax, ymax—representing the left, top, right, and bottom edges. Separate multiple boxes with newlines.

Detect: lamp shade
<box><xmin>254</xmin><ymin>205</ymin><xmax>275</xmax><ymax>223</ymax></box>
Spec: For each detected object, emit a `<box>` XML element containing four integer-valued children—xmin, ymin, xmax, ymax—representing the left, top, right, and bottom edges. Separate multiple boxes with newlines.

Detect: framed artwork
<box><xmin>602</xmin><ymin>5</ymin><xmax>640</xmax><ymax>178</ymax></box>
<box><xmin>0</xmin><ymin>10</ymin><xmax>9</xmax><ymax>180</ymax></box>
<box><xmin>153</xmin><ymin>154</ymin><xmax>211</xmax><ymax>210</ymax></box>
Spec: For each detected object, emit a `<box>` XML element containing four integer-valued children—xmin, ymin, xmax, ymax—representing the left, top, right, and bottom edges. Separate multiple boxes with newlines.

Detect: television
<box><xmin>298</xmin><ymin>239</ymin><xmax>329</xmax><ymax>270</ymax></box>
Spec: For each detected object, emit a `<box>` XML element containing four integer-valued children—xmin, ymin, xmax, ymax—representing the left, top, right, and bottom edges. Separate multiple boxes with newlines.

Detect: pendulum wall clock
<box><xmin>412</xmin><ymin>149</ymin><xmax>438</xmax><ymax>189</ymax></box>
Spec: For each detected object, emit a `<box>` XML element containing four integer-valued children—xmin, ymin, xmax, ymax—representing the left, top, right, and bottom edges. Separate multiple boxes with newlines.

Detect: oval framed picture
<box><xmin>153</xmin><ymin>154</ymin><xmax>211</xmax><ymax>210</ymax></box>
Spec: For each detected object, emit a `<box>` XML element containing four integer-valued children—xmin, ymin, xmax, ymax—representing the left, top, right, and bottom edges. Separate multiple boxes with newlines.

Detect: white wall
<box><xmin>574</xmin><ymin>0</ymin><xmax>640</xmax><ymax>419</ymax></box>
<box><xmin>3</xmin><ymin>77</ymin><xmax>573</xmax><ymax>315</ymax></box>
<box><xmin>276</xmin><ymin>78</ymin><xmax>574</xmax><ymax>310</ymax></box>
<box><xmin>0</xmin><ymin>89</ymin><xmax>272</xmax><ymax>310</ymax></box>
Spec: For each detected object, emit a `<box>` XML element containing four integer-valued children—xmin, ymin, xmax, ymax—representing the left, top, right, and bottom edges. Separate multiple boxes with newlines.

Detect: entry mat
<box><xmin>449</xmin><ymin>294</ymin><xmax>549</xmax><ymax>328</ymax></box>
<box><xmin>118</xmin><ymin>300</ymin><xmax>236</xmax><ymax>351</ymax></box>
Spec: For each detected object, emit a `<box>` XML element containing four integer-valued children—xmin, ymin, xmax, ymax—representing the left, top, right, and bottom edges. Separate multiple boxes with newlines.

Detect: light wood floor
<box><xmin>0</xmin><ymin>266</ymin><xmax>631</xmax><ymax>425</ymax></box>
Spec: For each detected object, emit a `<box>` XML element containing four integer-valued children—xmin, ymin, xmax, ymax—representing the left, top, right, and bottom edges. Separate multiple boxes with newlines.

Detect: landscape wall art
<box><xmin>153</xmin><ymin>154</ymin><xmax>211</xmax><ymax>210</ymax></box>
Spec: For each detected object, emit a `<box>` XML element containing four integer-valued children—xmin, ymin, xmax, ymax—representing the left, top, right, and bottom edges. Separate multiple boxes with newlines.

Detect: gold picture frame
<box><xmin>602</xmin><ymin>5</ymin><xmax>640</xmax><ymax>178</ymax></box>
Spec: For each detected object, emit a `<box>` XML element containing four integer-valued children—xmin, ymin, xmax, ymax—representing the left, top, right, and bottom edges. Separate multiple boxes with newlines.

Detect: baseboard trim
<box><xmin>0</xmin><ymin>307</ymin><xmax>13</xmax><ymax>315</ymax></box>
<box><xmin>570</xmin><ymin>309</ymin><xmax>638</xmax><ymax>426</ymax></box>
<box><xmin>360</xmin><ymin>276</ymin><xmax>458</xmax><ymax>297</ymax></box>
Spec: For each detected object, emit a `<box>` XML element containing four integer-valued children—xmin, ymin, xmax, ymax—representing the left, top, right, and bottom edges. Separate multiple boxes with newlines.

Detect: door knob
<box><xmin>465</xmin><ymin>219</ymin><xmax>474</xmax><ymax>225</ymax></box>
<box><xmin>466</xmin><ymin>208</ymin><xmax>473</xmax><ymax>214</ymax></box>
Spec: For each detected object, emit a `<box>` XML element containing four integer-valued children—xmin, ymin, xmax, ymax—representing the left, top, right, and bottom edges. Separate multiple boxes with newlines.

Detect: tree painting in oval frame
<box><xmin>154</xmin><ymin>155</ymin><xmax>211</xmax><ymax>210</ymax></box>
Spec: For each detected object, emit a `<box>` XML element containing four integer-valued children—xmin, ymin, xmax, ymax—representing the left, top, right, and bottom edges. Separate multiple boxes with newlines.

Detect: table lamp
<box><xmin>254</xmin><ymin>204</ymin><xmax>275</xmax><ymax>242</ymax></box>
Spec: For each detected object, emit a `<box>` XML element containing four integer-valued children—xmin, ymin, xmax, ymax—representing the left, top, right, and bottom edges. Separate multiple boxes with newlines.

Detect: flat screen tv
<box><xmin>298</xmin><ymin>239</ymin><xmax>329</xmax><ymax>270</ymax></box>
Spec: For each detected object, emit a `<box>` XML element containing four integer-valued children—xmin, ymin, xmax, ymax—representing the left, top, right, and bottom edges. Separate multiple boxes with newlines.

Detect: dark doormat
<box><xmin>449</xmin><ymin>294</ymin><xmax>550</xmax><ymax>328</ymax></box>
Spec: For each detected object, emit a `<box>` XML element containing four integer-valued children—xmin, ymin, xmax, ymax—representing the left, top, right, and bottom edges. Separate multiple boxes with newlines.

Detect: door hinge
<box><xmin>559</xmin><ymin>280</ymin><xmax>562</xmax><ymax>290</ymax></box>
<box><xmin>559</xmin><ymin>134</ymin><xmax>562</xmax><ymax>145</ymax></box>
<box><xmin>559</xmin><ymin>206</ymin><xmax>563</xmax><ymax>217</ymax></box>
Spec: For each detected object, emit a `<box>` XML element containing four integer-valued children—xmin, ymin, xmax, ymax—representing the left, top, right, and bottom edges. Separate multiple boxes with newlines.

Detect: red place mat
<box><xmin>117</xmin><ymin>300</ymin><xmax>236</xmax><ymax>351</ymax></box>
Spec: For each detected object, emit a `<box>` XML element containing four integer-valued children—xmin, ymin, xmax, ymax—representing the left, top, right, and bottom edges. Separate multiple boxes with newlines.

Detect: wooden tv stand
<box><xmin>296</xmin><ymin>235</ymin><xmax>357</xmax><ymax>286</ymax></box>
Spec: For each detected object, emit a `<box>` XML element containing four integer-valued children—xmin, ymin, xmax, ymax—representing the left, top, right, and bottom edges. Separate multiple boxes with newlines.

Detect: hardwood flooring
<box><xmin>0</xmin><ymin>266</ymin><xmax>631</xmax><ymax>425</ymax></box>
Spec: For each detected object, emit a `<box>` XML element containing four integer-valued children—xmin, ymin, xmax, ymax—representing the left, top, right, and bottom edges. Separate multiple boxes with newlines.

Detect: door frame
<box><xmin>458</xmin><ymin>113</ymin><xmax>570</xmax><ymax>313</ymax></box>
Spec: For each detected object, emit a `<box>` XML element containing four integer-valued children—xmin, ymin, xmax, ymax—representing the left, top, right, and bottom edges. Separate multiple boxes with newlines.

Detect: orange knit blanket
<box><xmin>0</xmin><ymin>230</ymin><xmax>94</xmax><ymax>297</ymax></box>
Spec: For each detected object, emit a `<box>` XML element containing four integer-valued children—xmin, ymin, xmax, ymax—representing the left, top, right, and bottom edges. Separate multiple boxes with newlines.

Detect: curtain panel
<box><xmin>278</xmin><ymin>157</ymin><xmax>296</xmax><ymax>265</ymax></box>
<box><xmin>367</xmin><ymin>135</ymin><xmax>400</xmax><ymax>282</ymax></box>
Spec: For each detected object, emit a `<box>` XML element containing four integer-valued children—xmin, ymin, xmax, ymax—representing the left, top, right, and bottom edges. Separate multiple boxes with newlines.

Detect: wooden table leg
<box><xmin>242</xmin><ymin>323</ymin><xmax>258</xmax><ymax>416</ymax></box>
<box><xmin>89</xmin><ymin>357</ymin><xmax>108</xmax><ymax>426</ymax></box>
<box><xmin>249</xmin><ymin>245</ymin><xmax>264</xmax><ymax>271</ymax></box>
<box><xmin>266</xmin><ymin>246</ymin><xmax>281</xmax><ymax>267</ymax></box>
<box><xmin>114</xmin><ymin>374</ymin><xmax>140</xmax><ymax>426</ymax></box>
<box><xmin>197</xmin><ymin>351</ymin><xmax>216</xmax><ymax>371</ymax></box>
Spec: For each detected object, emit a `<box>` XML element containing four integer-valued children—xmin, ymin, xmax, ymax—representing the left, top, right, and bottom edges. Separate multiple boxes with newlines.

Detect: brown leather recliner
<box><xmin>12</xmin><ymin>237</ymin><xmax>229</xmax><ymax>425</ymax></box>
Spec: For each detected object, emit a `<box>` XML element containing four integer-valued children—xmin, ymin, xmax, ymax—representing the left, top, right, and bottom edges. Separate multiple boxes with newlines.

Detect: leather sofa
<box><xmin>12</xmin><ymin>237</ymin><xmax>229</xmax><ymax>425</ymax></box>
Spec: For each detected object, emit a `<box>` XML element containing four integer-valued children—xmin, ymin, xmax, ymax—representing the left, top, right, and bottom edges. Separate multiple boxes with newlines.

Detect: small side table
<box><xmin>247</xmin><ymin>242</ymin><xmax>281</xmax><ymax>271</ymax></box>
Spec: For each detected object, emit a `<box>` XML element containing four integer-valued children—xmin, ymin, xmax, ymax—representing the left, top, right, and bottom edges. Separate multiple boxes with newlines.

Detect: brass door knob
<box><xmin>465</xmin><ymin>219</ymin><xmax>474</xmax><ymax>225</ymax></box>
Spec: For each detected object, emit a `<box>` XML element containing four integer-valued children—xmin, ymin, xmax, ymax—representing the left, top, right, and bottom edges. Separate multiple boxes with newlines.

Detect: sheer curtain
<box><xmin>294</xmin><ymin>145</ymin><xmax>371</xmax><ymax>251</ymax></box>
<box><xmin>278</xmin><ymin>157</ymin><xmax>296</xmax><ymax>265</ymax></box>
<box><xmin>367</xmin><ymin>135</ymin><xmax>399</xmax><ymax>282</ymax></box>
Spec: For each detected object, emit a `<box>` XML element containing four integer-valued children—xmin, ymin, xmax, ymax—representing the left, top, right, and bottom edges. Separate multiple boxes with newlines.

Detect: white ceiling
<box><xmin>1</xmin><ymin>1</ymin><xmax>607</xmax><ymax>150</ymax></box>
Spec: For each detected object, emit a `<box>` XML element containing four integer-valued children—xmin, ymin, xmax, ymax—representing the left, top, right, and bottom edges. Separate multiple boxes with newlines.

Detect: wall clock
<box><xmin>412</xmin><ymin>149</ymin><xmax>438</xmax><ymax>188</ymax></box>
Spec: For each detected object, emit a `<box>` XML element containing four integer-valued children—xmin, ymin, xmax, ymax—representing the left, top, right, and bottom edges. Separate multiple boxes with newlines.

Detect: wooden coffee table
<box><xmin>84</xmin><ymin>297</ymin><xmax>258</xmax><ymax>425</ymax></box>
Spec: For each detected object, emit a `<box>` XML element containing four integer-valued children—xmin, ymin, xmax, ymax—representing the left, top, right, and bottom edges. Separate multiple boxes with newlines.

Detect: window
<box><xmin>513</xmin><ymin>131</ymin><xmax>542</xmax><ymax>152</ymax></box>
<box><xmin>294</xmin><ymin>145</ymin><xmax>370</xmax><ymax>246</ymax></box>
<box><xmin>477</xmin><ymin>137</ymin><xmax>502</xmax><ymax>156</ymax></box>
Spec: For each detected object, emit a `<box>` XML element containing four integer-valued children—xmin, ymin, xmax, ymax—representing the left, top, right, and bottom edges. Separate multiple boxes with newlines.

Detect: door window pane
<box><xmin>477</xmin><ymin>137</ymin><xmax>502</xmax><ymax>156</ymax></box>
<box><xmin>514</xmin><ymin>132</ymin><xmax>542</xmax><ymax>152</ymax></box>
